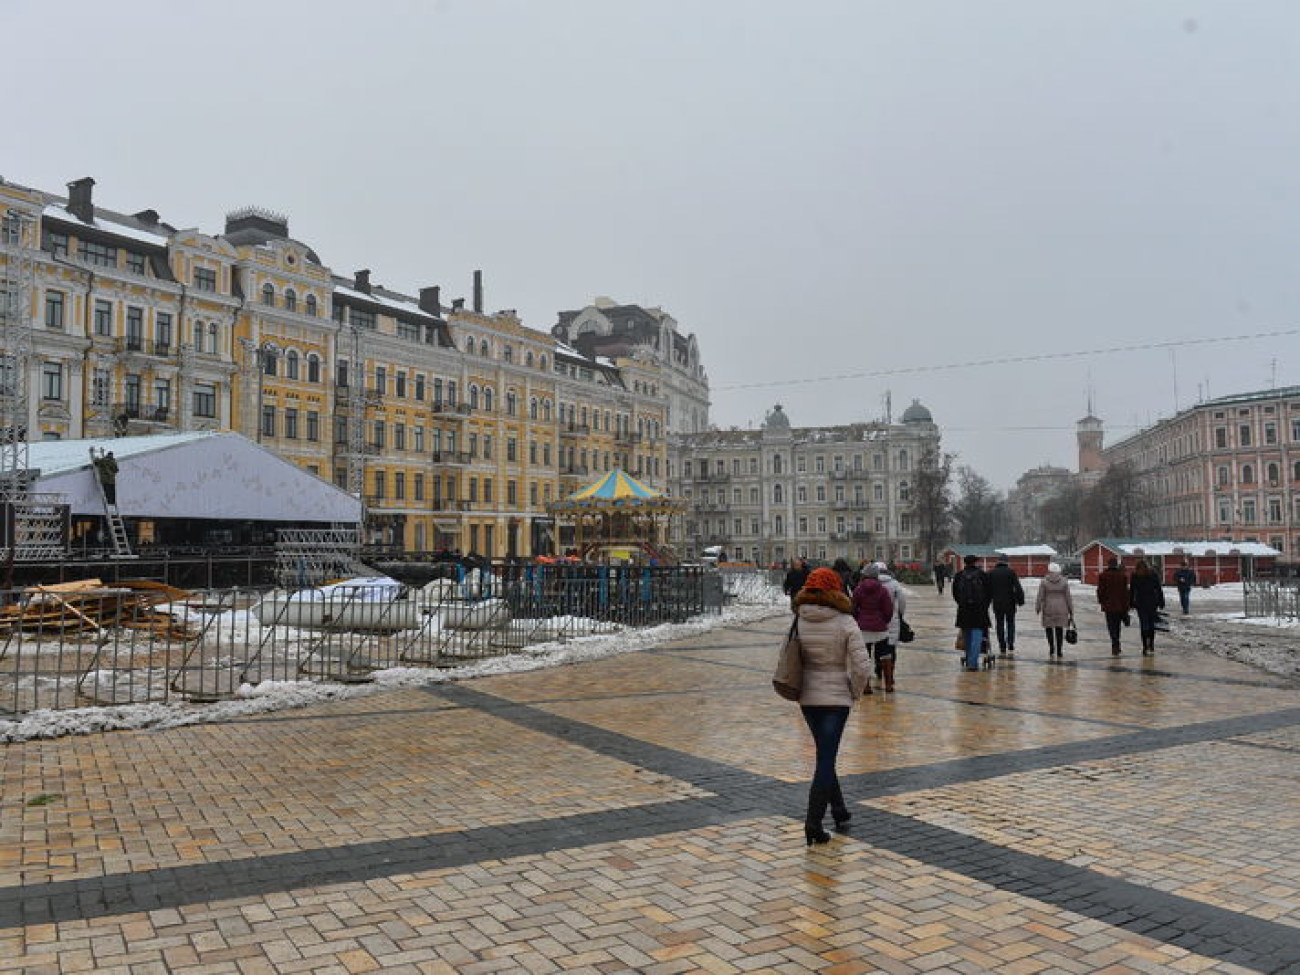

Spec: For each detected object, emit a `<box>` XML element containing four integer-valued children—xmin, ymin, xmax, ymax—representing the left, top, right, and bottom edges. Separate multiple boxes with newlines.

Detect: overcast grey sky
<box><xmin>7</xmin><ymin>1</ymin><xmax>1300</xmax><ymax>489</ymax></box>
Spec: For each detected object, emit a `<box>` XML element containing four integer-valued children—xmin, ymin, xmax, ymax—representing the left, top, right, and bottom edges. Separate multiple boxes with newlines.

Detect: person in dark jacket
<box><xmin>933</xmin><ymin>561</ymin><xmax>947</xmax><ymax>594</ymax></box>
<box><xmin>831</xmin><ymin>557</ymin><xmax>855</xmax><ymax>594</ymax></box>
<box><xmin>1096</xmin><ymin>557</ymin><xmax>1130</xmax><ymax>655</ymax></box>
<box><xmin>951</xmin><ymin>554</ymin><xmax>992</xmax><ymax>671</ymax></box>
<box><xmin>987</xmin><ymin>555</ymin><xmax>1025</xmax><ymax>655</ymax></box>
<box><xmin>783</xmin><ymin>558</ymin><xmax>810</xmax><ymax>610</ymax></box>
<box><xmin>1129</xmin><ymin>558</ymin><xmax>1166</xmax><ymax>655</ymax></box>
<box><xmin>1173</xmin><ymin>560</ymin><xmax>1197</xmax><ymax>614</ymax></box>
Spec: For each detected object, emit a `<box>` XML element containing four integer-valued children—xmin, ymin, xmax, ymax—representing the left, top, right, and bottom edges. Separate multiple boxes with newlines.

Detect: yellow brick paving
<box><xmin>1</xmin><ymin>586</ymin><xmax>1297</xmax><ymax>973</ymax></box>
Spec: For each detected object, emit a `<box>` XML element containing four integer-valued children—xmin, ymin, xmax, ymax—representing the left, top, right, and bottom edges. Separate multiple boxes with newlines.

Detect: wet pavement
<box><xmin>2</xmin><ymin>586</ymin><xmax>1298</xmax><ymax>974</ymax></box>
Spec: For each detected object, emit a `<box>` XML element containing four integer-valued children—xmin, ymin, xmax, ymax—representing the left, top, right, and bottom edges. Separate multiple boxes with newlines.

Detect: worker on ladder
<box><xmin>91</xmin><ymin>448</ymin><xmax>119</xmax><ymax>505</ymax></box>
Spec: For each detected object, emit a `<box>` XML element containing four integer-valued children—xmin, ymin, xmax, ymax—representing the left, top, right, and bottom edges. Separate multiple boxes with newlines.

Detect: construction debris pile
<box><xmin>0</xmin><ymin>579</ymin><xmax>199</xmax><ymax>641</ymax></box>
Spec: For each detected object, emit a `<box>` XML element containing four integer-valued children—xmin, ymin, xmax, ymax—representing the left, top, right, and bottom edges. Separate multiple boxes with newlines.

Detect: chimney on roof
<box><xmin>354</xmin><ymin>269</ymin><xmax>371</xmax><ymax>294</ymax></box>
<box><xmin>452</xmin><ymin>298</ymin><xmax>465</xmax><ymax>311</ymax></box>
<box><xmin>419</xmin><ymin>286</ymin><xmax>442</xmax><ymax>316</ymax></box>
<box><xmin>134</xmin><ymin>209</ymin><xmax>161</xmax><ymax>226</ymax></box>
<box><xmin>472</xmin><ymin>270</ymin><xmax>483</xmax><ymax>313</ymax></box>
<box><xmin>66</xmin><ymin>177</ymin><xmax>95</xmax><ymax>222</ymax></box>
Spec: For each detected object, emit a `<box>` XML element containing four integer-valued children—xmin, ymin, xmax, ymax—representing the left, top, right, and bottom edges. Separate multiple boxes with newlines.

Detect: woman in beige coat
<box><xmin>793</xmin><ymin>567</ymin><xmax>873</xmax><ymax>845</ymax></box>
<box><xmin>1034</xmin><ymin>562</ymin><xmax>1075</xmax><ymax>659</ymax></box>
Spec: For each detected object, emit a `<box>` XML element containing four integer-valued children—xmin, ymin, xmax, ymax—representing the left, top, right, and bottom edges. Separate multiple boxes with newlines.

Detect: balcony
<box><xmin>431</xmin><ymin>402</ymin><xmax>472</xmax><ymax>416</ymax></box>
<box><xmin>830</xmin><ymin>470</ymin><xmax>848</xmax><ymax>480</ymax></box>
<box><xmin>614</xmin><ymin>431</ymin><xmax>641</xmax><ymax>446</ymax></box>
<box><xmin>112</xmin><ymin>402</ymin><xmax>171</xmax><ymax>424</ymax></box>
<box><xmin>431</xmin><ymin>499</ymin><xmax>472</xmax><ymax>512</ymax></box>
<box><xmin>334</xmin><ymin>384</ymin><xmax>383</xmax><ymax>408</ymax></box>
<box><xmin>850</xmin><ymin>530</ymin><xmax>871</xmax><ymax>540</ymax></box>
<box><xmin>431</xmin><ymin>450</ymin><xmax>472</xmax><ymax>465</ymax></box>
<box><xmin>560</xmin><ymin>423</ymin><xmax>590</xmax><ymax>438</ymax></box>
<box><xmin>559</xmin><ymin>464</ymin><xmax>590</xmax><ymax>477</ymax></box>
<box><xmin>693</xmin><ymin>471</ymin><xmax>730</xmax><ymax>483</ymax></box>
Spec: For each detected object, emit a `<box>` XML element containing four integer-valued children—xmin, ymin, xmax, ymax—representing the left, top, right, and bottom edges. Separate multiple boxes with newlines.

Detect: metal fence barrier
<box><xmin>1243</xmin><ymin>579</ymin><xmax>1300</xmax><ymax>620</ymax></box>
<box><xmin>0</xmin><ymin>565</ymin><xmax>769</xmax><ymax>718</ymax></box>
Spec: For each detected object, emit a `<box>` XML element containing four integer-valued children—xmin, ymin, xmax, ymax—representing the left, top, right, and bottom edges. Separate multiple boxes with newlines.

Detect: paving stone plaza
<box><xmin>2</xmin><ymin>586</ymin><xmax>1299</xmax><ymax>974</ymax></box>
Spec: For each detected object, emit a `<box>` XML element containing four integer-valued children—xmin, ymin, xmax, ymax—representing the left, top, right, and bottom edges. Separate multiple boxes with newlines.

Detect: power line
<box><xmin>712</xmin><ymin>327</ymin><xmax>1300</xmax><ymax>392</ymax></box>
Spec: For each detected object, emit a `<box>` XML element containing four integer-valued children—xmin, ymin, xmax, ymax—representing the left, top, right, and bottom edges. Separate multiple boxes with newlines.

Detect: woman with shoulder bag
<box><xmin>1035</xmin><ymin>562</ymin><xmax>1074</xmax><ymax>659</ymax></box>
<box><xmin>793</xmin><ymin>567</ymin><xmax>873</xmax><ymax>845</ymax></box>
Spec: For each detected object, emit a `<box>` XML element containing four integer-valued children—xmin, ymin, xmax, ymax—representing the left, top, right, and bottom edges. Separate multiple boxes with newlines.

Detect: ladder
<box><xmin>90</xmin><ymin>448</ymin><xmax>134</xmax><ymax>558</ymax></box>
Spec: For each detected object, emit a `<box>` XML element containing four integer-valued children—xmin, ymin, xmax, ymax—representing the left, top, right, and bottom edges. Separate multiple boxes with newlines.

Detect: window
<box><xmin>351</xmin><ymin>307</ymin><xmax>375</xmax><ymax>330</ymax></box>
<box><xmin>1242</xmin><ymin>499</ymin><xmax>1257</xmax><ymax>523</ymax></box>
<box><xmin>798</xmin><ymin>517</ymin><xmax>809</xmax><ymax>534</ymax></box>
<box><xmin>126</xmin><ymin>307</ymin><xmax>143</xmax><ymax>349</ymax></box>
<box><xmin>43</xmin><ymin>230</ymin><xmax>69</xmax><ymax>257</ymax></box>
<box><xmin>284</xmin><ymin>288</ymin><xmax>297</xmax><ymax>312</ymax></box>
<box><xmin>415</xmin><ymin>374</ymin><xmax>425</xmax><ymax>400</ymax></box>
<box><xmin>395</xmin><ymin>371</ymin><xmax>406</xmax><ymax>397</ymax></box>
<box><xmin>374</xmin><ymin>366</ymin><xmax>386</xmax><ymax>395</ymax></box>
<box><xmin>193</xmin><ymin>383</ymin><xmax>216</xmax><ymax>418</ymax></box>
<box><xmin>262</xmin><ymin>349</ymin><xmax>277</xmax><ymax>376</ymax></box>
<box><xmin>796</xmin><ymin>486</ymin><xmax>807</xmax><ymax>503</ymax></box>
<box><xmin>78</xmin><ymin>240</ymin><xmax>117</xmax><ymax>267</ymax></box>
<box><xmin>307</xmin><ymin>354</ymin><xmax>320</xmax><ymax>383</ymax></box>
<box><xmin>124</xmin><ymin>374</ymin><xmax>141</xmax><ymax>411</ymax></box>
<box><xmin>484</xmin><ymin>388</ymin><xmax>494</xmax><ymax>412</ymax></box>
<box><xmin>194</xmin><ymin>267</ymin><xmax>217</xmax><ymax>291</ymax></box>
<box><xmin>506</xmin><ymin>391</ymin><xmax>516</xmax><ymax>415</ymax></box>
<box><xmin>93</xmin><ymin>300</ymin><xmax>112</xmax><ymax>336</ymax></box>
<box><xmin>284</xmin><ymin>408</ymin><xmax>299</xmax><ymax>439</ymax></box>
<box><xmin>414</xmin><ymin>473</ymin><xmax>424</xmax><ymax>501</ymax></box>
<box><xmin>40</xmin><ymin>362</ymin><xmax>63</xmax><ymax>400</ymax></box>
<box><xmin>773</xmin><ymin>484</ymin><xmax>783</xmax><ymax>503</ymax></box>
<box><xmin>305</xmin><ymin>294</ymin><xmax>317</xmax><ymax>317</ymax></box>
<box><xmin>156</xmin><ymin>312</ymin><xmax>172</xmax><ymax>352</ymax></box>
<box><xmin>469</xmin><ymin>385</ymin><xmax>479</xmax><ymax>409</ymax></box>
<box><xmin>480</xmin><ymin>339</ymin><xmax>489</xmax><ymax>356</ymax></box>
<box><xmin>285</xmin><ymin>350</ymin><xmax>299</xmax><ymax>379</ymax></box>
<box><xmin>1265</xmin><ymin>422</ymin><xmax>1278</xmax><ymax>445</ymax></box>
<box><xmin>261</xmin><ymin>405</ymin><xmax>276</xmax><ymax>438</ymax></box>
<box><xmin>507</xmin><ymin>480</ymin><xmax>517</xmax><ymax>504</ymax></box>
<box><xmin>1239</xmin><ymin>424</ymin><xmax>1252</xmax><ymax>447</ymax></box>
<box><xmin>153</xmin><ymin>379</ymin><xmax>170</xmax><ymax>418</ymax></box>
<box><xmin>414</xmin><ymin>426</ymin><xmax>424</xmax><ymax>452</ymax></box>
<box><xmin>395</xmin><ymin>423</ymin><xmax>406</xmax><ymax>451</ymax></box>
<box><xmin>261</xmin><ymin>283</ymin><xmax>275</xmax><ymax>306</ymax></box>
<box><xmin>1242</xmin><ymin>464</ymin><xmax>1254</xmax><ymax>484</ymax></box>
<box><xmin>91</xmin><ymin>368</ymin><xmax>109</xmax><ymax>406</ymax></box>
<box><xmin>44</xmin><ymin>290</ymin><xmax>65</xmax><ymax>329</ymax></box>
<box><xmin>1268</xmin><ymin>462</ymin><xmax>1280</xmax><ymax>484</ymax></box>
<box><xmin>1217</xmin><ymin>465</ymin><xmax>1230</xmax><ymax>486</ymax></box>
<box><xmin>394</xmin><ymin>472</ymin><xmax>405</xmax><ymax>500</ymax></box>
<box><xmin>372</xmin><ymin>419</ymin><xmax>386</xmax><ymax>449</ymax></box>
<box><xmin>507</xmin><ymin>438</ymin><xmax>517</xmax><ymax>462</ymax></box>
<box><xmin>306</xmin><ymin>411</ymin><xmax>319</xmax><ymax>442</ymax></box>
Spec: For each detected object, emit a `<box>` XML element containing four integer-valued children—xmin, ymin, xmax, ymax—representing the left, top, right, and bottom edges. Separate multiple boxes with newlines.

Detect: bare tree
<box><xmin>1039</xmin><ymin>482</ymin><xmax>1087</xmax><ymax>552</ymax></box>
<box><xmin>952</xmin><ymin>466</ymin><xmax>1003</xmax><ymax>544</ymax></box>
<box><xmin>1082</xmin><ymin>462</ymin><xmax>1146</xmax><ymax>538</ymax></box>
<box><xmin>912</xmin><ymin>443</ymin><xmax>954</xmax><ymax>562</ymax></box>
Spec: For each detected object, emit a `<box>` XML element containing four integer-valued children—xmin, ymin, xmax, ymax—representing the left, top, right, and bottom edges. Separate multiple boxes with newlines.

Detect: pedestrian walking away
<box><xmin>1173</xmin><ymin>560</ymin><xmax>1197</xmax><ymax>615</ymax></box>
<box><xmin>783</xmin><ymin>558</ymin><xmax>810</xmax><ymax>611</ymax></box>
<box><xmin>873</xmin><ymin>561</ymin><xmax>906</xmax><ymax>692</ymax></box>
<box><xmin>790</xmin><ymin>567</ymin><xmax>872</xmax><ymax>846</ymax></box>
<box><xmin>851</xmin><ymin>564</ymin><xmax>894</xmax><ymax>695</ymax></box>
<box><xmin>987</xmin><ymin>554</ymin><xmax>1025</xmax><ymax>656</ymax></box>
<box><xmin>1130</xmin><ymin>558</ymin><xmax>1166</xmax><ymax>655</ymax></box>
<box><xmin>932</xmin><ymin>561</ymin><xmax>947</xmax><ymax>594</ymax></box>
<box><xmin>1096</xmin><ymin>557</ymin><xmax>1130</xmax><ymax>655</ymax></box>
<box><xmin>1035</xmin><ymin>561</ymin><xmax>1074</xmax><ymax>658</ymax></box>
<box><xmin>951</xmin><ymin>554</ymin><xmax>992</xmax><ymax>670</ymax></box>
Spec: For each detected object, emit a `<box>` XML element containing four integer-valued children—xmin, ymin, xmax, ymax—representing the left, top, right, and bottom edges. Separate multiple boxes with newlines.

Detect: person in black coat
<box><xmin>951</xmin><ymin>555</ymin><xmax>992</xmax><ymax>671</ymax></box>
<box><xmin>1173</xmin><ymin>561</ymin><xmax>1197</xmax><ymax>614</ymax></box>
<box><xmin>1129</xmin><ymin>558</ymin><xmax>1166</xmax><ymax>655</ymax></box>
<box><xmin>986</xmin><ymin>556</ymin><xmax>1025</xmax><ymax>655</ymax></box>
<box><xmin>783</xmin><ymin>558</ymin><xmax>810</xmax><ymax>610</ymax></box>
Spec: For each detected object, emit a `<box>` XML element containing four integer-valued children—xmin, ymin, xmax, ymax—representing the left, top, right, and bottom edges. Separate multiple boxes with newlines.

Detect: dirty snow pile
<box><xmin>0</xmin><ymin>590</ymin><xmax>788</xmax><ymax>743</ymax></box>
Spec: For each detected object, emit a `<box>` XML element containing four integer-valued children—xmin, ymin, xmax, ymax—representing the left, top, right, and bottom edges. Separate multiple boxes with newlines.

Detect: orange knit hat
<box><xmin>803</xmin><ymin>567</ymin><xmax>843</xmax><ymax>592</ymax></box>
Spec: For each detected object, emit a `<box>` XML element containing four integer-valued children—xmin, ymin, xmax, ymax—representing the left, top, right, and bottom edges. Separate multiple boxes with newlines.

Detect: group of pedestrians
<box><xmin>1095</xmin><ymin>556</ymin><xmax>1172</xmax><ymax>655</ymax></box>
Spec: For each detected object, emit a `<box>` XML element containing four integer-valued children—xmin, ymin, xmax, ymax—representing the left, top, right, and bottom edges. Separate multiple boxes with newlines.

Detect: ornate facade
<box><xmin>0</xmin><ymin>175</ymin><xmax>686</xmax><ymax>558</ymax></box>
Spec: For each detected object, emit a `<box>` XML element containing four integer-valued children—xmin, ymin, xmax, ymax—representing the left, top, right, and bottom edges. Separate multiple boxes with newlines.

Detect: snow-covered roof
<box><xmin>997</xmin><ymin>545</ymin><xmax>1057</xmax><ymax>557</ymax></box>
<box><xmin>1119</xmin><ymin>541</ymin><xmax>1281</xmax><ymax>558</ymax></box>
<box><xmin>28</xmin><ymin>432</ymin><xmax>361</xmax><ymax>523</ymax></box>
<box><xmin>42</xmin><ymin>204</ymin><xmax>171</xmax><ymax>247</ymax></box>
<box><xmin>333</xmin><ymin>284</ymin><xmax>438</xmax><ymax>321</ymax></box>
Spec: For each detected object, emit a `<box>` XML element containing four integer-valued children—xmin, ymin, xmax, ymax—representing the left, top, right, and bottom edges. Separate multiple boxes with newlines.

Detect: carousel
<box><xmin>546</xmin><ymin>469</ymin><xmax>686</xmax><ymax>564</ymax></box>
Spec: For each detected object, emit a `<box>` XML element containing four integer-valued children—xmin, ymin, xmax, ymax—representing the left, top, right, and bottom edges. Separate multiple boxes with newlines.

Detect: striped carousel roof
<box><xmin>569</xmin><ymin>468</ymin><xmax>664</xmax><ymax>502</ymax></box>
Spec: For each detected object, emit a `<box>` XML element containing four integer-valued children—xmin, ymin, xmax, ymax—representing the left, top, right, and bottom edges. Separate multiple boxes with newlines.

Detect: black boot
<box><xmin>805</xmin><ymin>785</ymin><xmax>831</xmax><ymax>845</ymax></box>
<box><xmin>828</xmin><ymin>781</ymin><xmax>852</xmax><ymax>831</ymax></box>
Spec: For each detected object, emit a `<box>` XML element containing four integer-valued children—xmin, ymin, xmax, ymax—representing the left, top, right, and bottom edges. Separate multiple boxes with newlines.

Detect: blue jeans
<box><xmin>993</xmin><ymin>607</ymin><xmax>1016</xmax><ymax>650</ymax></box>
<box><xmin>964</xmin><ymin>628</ymin><xmax>986</xmax><ymax>669</ymax></box>
<box><xmin>800</xmin><ymin>705</ymin><xmax>850</xmax><ymax>791</ymax></box>
<box><xmin>1178</xmin><ymin>587</ymin><xmax>1191</xmax><ymax>613</ymax></box>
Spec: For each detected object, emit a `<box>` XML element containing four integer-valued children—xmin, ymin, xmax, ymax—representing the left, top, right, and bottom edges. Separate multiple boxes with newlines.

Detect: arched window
<box><xmin>305</xmin><ymin>294</ymin><xmax>317</xmax><ymax>317</ymax></box>
<box><xmin>1242</xmin><ymin>464</ymin><xmax>1255</xmax><ymax>484</ymax></box>
<box><xmin>468</xmin><ymin>385</ymin><xmax>480</xmax><ymax>409</ymax></box>
<box><xmin>465</xmin><ymin>336</ymin><xmax>475</xmax><ymax>353</ymax></box>
<box><xmin>543</xmin><ymin>399</ymin><xmax>552</xmax><ymax>421</ymax></box>
<box><xmin>506</xmin><ymin>391</ymin><xmax>517</xmax><ymax>415</ymax></box>
<box><xmin>483</xmin><ymin>387</ymin><xmax>494</xmax><ymax>412</ymax></box>
<box><xmin>261</xmin><ymin>283</ymin><xmax>275</xmax><ymax>306</ymax></box>
<box><xmin>284</xmin><ymin>288</ymin><xmax>297</xmax><ymax>312</ymax></box>
<box><xmin>529</xmin><ymin>397</ymin><xmax>538</xmax><ymax>419</ymax></box>
<box><xmin>526</xmin><ymin>351</ymin><xmax>534</xmax><ymax>367</ymax></box>
<box><xmin>285</xmin><ymin>349</ymin><xmax>300</xmax><ymax>380</ymax></box>
<box><xmin>897</xmin><ymin>450</ymin><xmax>910</xmax><ymax>470</ymax></box>
<box><xmin>307</xmin><ymin>353</ymin><xmax>321</xmax><ymax>383</ymax></box>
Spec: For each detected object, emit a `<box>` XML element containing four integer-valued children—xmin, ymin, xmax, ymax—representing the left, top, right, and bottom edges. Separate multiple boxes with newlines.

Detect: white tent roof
<box><xmin>28</xmin><ymin>432</ymin><xmax>361</xmax><ymax>523</ymax></box>
<box><xmin>1120</xmin><ymin>540</ymin><xmax>1281</xmax><ymax>557</ymax></box>
<box><xmin>997</xmin><ymin>545</ymin><xmax>1057</xmax><ymax>557</ymax></box>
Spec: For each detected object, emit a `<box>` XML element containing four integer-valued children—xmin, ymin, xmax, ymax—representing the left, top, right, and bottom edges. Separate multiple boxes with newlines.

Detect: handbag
<box><xmin>1064</xmin><ymin>618</ymin><xmax>1078</xmax><ymax>645</ymax></box>
<box><xmin>772</xmin><ymin>617</ymin><xmax>803</xmax><ymax>700</ymax></box>
<box><xmin>898</xmin><ymin>617</ymin><xmax>915</xmax><ymax>643</ymax></box>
